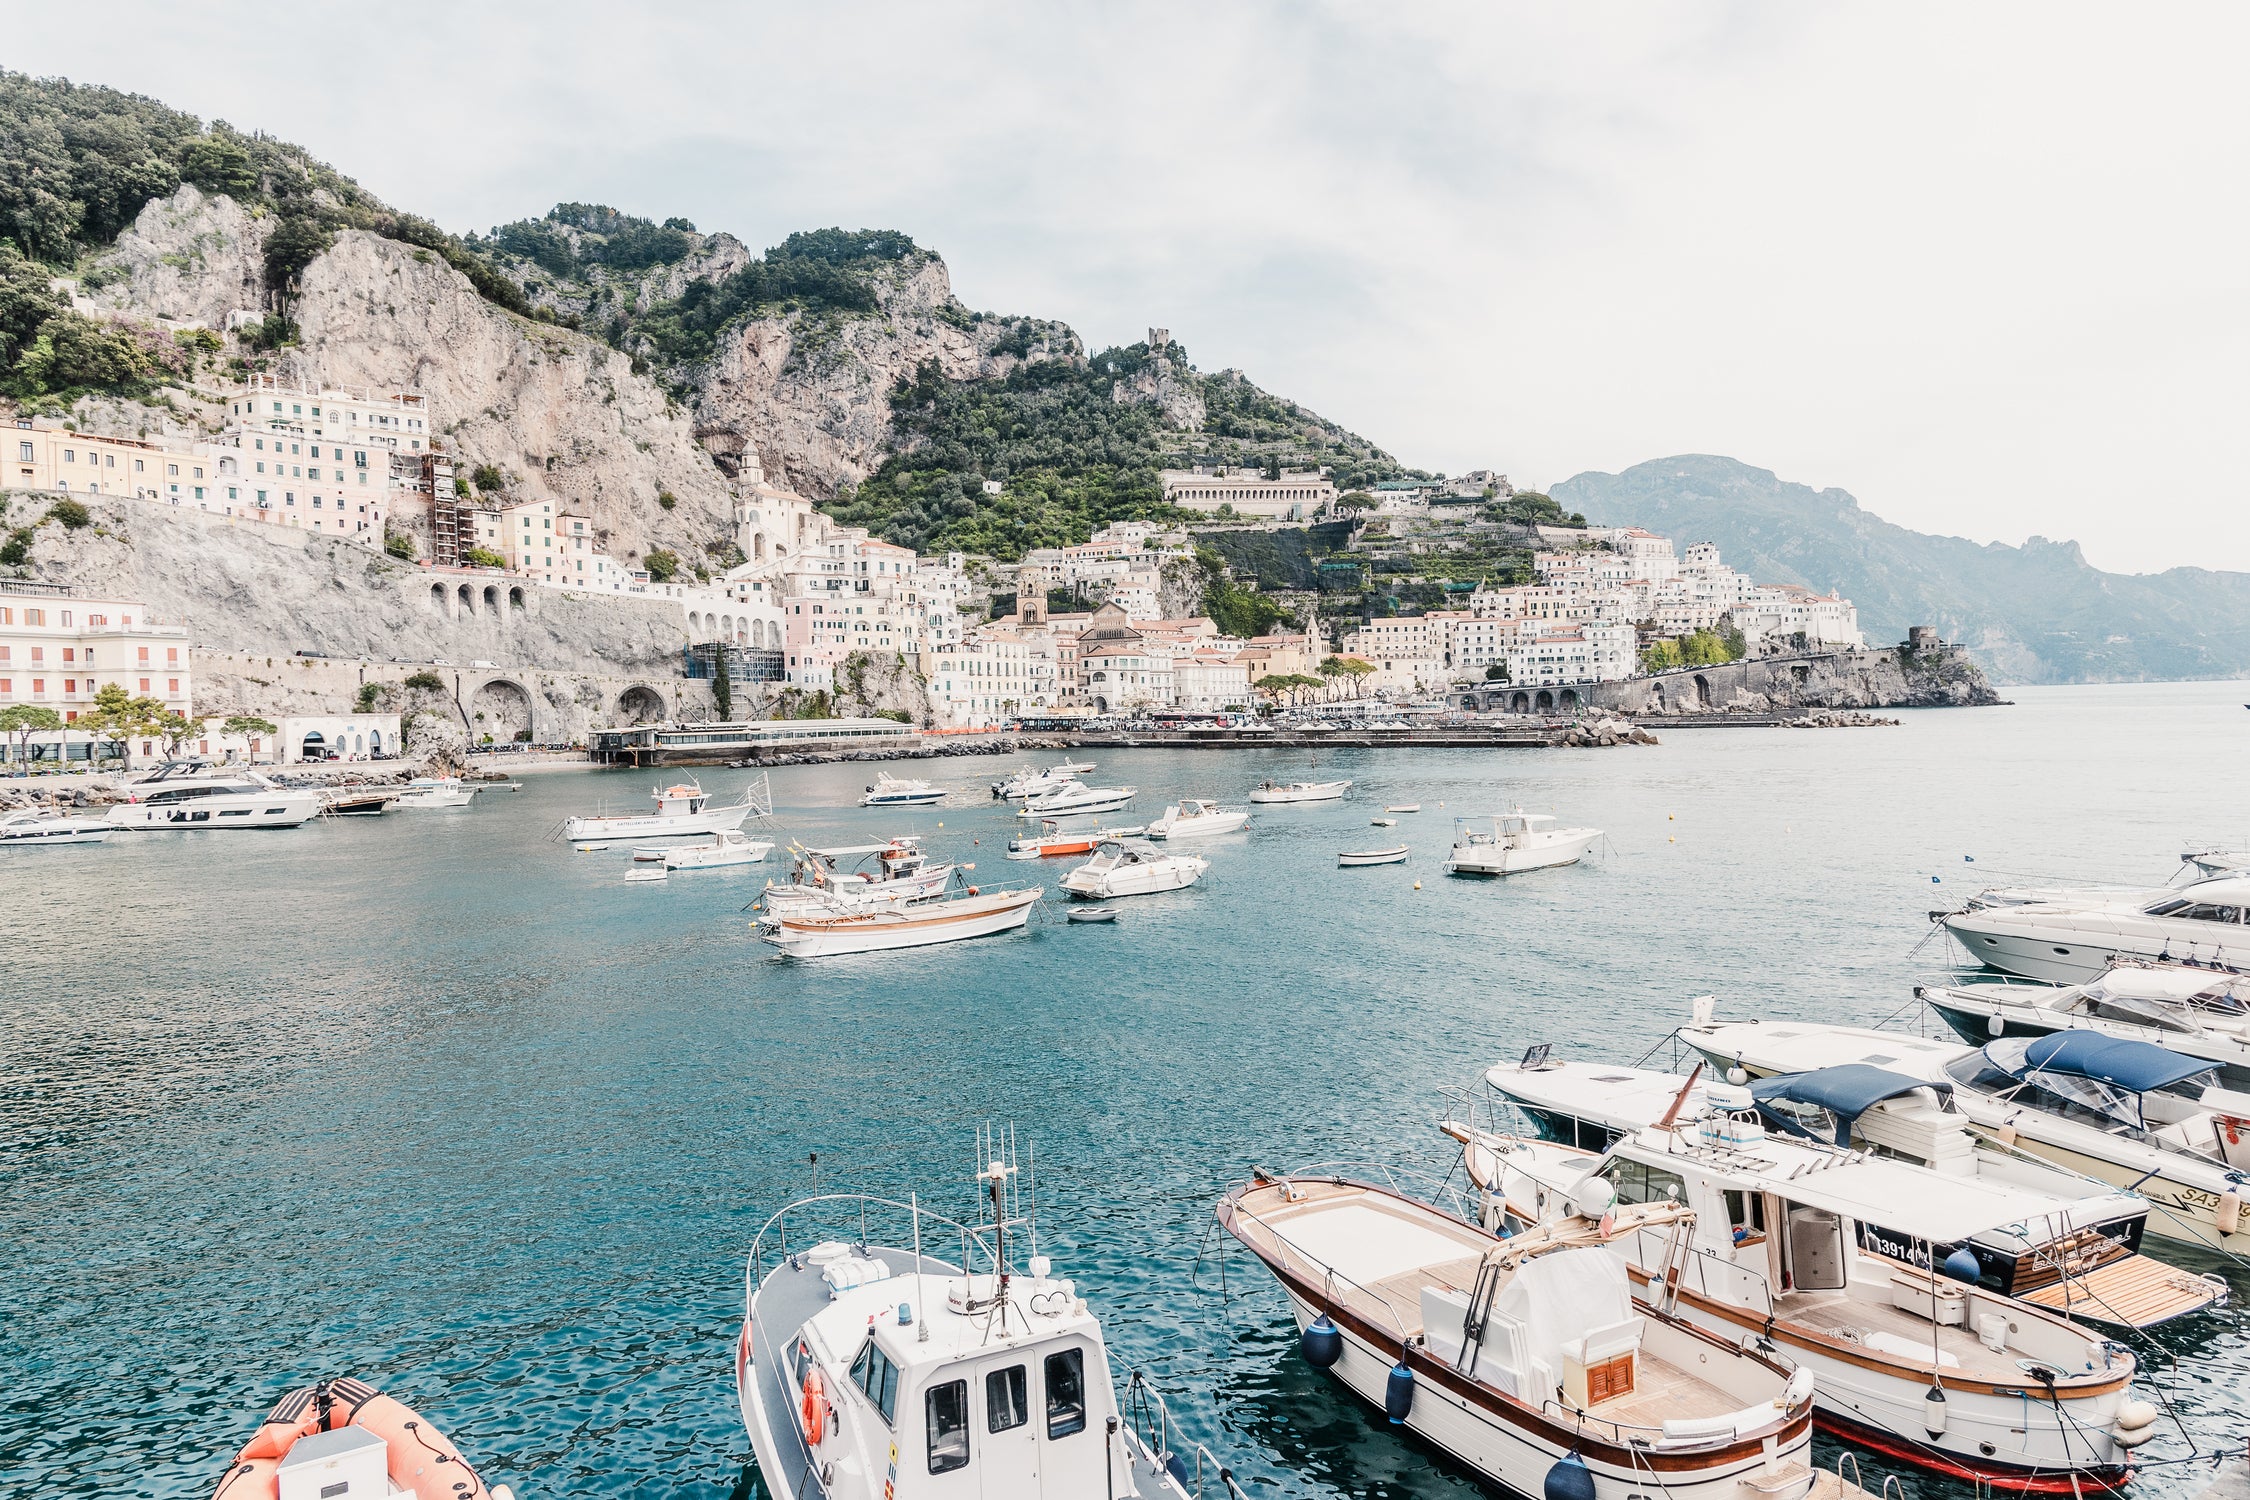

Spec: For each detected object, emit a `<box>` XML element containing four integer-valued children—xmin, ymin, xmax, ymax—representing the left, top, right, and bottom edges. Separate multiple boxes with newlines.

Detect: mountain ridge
<box><xmin>1555</xmin><ymin>455</ymin><xmax>2250</xmax><ymax>685</ymax></box>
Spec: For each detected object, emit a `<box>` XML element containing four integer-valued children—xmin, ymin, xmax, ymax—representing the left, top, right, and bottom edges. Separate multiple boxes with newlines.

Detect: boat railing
<box><xmin>1276</xmin><ymin>1160</ymin><xmax>1476</xmax><ymax>1222</ymax></box>
<box><xmin>744</xmin><ymin>1192</ymin><xmax>996</xmax><ymax>1302</ymax></box>
<box><xmin>1120</xmin><ymin>1371</ymin><xmax>1247</xmax><ymax>1498</ymax></box>
<box><xmin>1532</xmin><ymin>1392</ymin><xmax>1691</xmax><ymax>1450</ymax></box>
<box><xmin>1228</xmin><ymin>1193</ymin><xmax>1414</xmax><ymax>1344</ymax></box>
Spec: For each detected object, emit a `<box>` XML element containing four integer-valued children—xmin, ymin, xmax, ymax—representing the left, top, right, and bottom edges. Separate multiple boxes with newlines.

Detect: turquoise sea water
<box><xmin>7</xmin><ymin>681</ymin><xmax>2249</xmax><ymax>1499</ymax></box>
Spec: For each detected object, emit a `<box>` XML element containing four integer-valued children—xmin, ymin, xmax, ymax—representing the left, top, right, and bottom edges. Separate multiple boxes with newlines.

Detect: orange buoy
<box><xmin>213</xmin><ymin>1379</ymin><xmax>497</xmax><ymax>1500</ymax></box>
<box><xmin>801</xmin><ymin>1367</ymin><xmax>827</xmax><ymax>1446</ymax></box>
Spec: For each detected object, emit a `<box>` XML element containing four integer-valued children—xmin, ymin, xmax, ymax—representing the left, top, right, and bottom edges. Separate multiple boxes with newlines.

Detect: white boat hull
<box><xmin>563</xmin><ymin>805</ymin><xmax>754</xmax><ymax>843</ymax></box>
<box><xmin>1278</xmin><ymin>1291</ymin><xmax>1811</xmax><ymax>1500</ymax></box>
<box><xmin>763</xmin><ymin>888</ymin><xmax>1039</xmax><ymax>957</ymax></box>
<box><xmin>0</xmin><ymin>819</ymin><xmax>113</xmax><ymax>845</ymax></box>
<box><xmin>108</xmin><ymin>790</ymin><xmax>321</xmax><ymax>829</ymax></box>
<box><xmin>1248</xmin><ymin>782</ymin><xmax>1350</xmax><ymax>803</ymax></box>
<box><xmin>860</xmin><ymin>790</ymin><xmax>945</xmax><ymax>806</ymax></box>
<box><xmin>1338</xmin><ymin>847</ymin><xmax>1408</xmax><ymax>866</ymax></box>
<box><xmin>649</xmin><ymin>841</ymin><xmax>773</xmax><ymax>871</ymax></box>
<box><xmin>1445</xmin><ymin>828</ymin><xmax>1600</xmax><ymax>875</ymax></box>
<box><xmin>1061</xmin><ymin>862</ymin><xmax>1204</xmax><ymax>897</ymax></box>
<box><xmin>1147</xmin><ymin>810</ymin><xmax>1248</xmax><ymax>839</ymax></box>
<box><xmin>1923</xmin><ymin>984</ymin><xmax>2250</xmax><ymax>1090</ymax></box>
<box><xmin>1019</xmin><ymin>790</ymin><xmax>1134</xmax><ymax>818</ymax></box>
<box><xmin>393</xmin><ymin>789</ymin><xmax>476</xmax><ymax>809</ymax></box>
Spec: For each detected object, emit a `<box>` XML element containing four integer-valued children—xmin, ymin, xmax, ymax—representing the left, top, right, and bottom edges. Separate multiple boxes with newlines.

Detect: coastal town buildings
<box><xmin>0</xmin><ymin>583</ymin><xmax>192</xmax><ymax>725</ymax></box>
<box><xmin>1161</xmin><ymin>467</ymin><xmax>1336</xmax><ymax>519</ymax></box>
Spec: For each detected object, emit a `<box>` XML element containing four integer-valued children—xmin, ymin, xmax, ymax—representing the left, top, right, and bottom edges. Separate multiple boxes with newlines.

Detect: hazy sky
<box><xmin>15</xmin><ymin>4</ymin><xmax>2246</xmax><ymax>573</ymax></box>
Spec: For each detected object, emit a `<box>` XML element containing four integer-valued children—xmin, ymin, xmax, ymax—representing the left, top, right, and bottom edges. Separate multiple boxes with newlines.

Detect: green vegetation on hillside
<box><xmin>626</xmin><ymin>229</ymin><xmax>918</xmax><ymax>366</ymax></box>
<box><xmin>0</xmin><ymin>71</ymin><xmax>536</xmax><ymax>336</ymax></box>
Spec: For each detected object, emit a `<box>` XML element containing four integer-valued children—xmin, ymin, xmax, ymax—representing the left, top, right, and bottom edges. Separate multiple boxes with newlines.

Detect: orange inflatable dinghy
<box><xmin>211</xmin><ymin>1377</ymin><xmax>514</xmax><ymax>1500</ymax></box>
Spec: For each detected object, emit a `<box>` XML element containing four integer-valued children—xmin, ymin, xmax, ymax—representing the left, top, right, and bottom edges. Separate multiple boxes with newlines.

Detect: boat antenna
<box><xmin>911</xmin><ymin>1191</ymin><xmax>929</xmax><ymax>1342</ymax></box>
<box><xmin>1654</xmin><ymin>1061</ymin><xmax>1706</xmax><ymax>1132</ymax></box>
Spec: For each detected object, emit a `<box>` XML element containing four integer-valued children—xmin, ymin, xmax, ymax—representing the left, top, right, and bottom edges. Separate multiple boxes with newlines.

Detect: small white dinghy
<box><xmin>1386</xmin><ymin>803</ymin><xmax>1421</xmax><ymax>813</ymax></box>
<box><xmin>1371</xmin><ymin>817</ymin><xmax>1397</xmax><ymax>827</ymax></box>
<box><xmin>1066</xmin><ymin>905</ymin><xmax>1119</xmax><ymax>923</ymax></box>
<box><xmin>1338</xmin><ymin>845</ymin><xmax>1408</xmax><ymax>867</ymax></box>
<box><xmin>634</xmin><ymin>828</ymin><xmax>774</xmax><ymax>871</ymax></box>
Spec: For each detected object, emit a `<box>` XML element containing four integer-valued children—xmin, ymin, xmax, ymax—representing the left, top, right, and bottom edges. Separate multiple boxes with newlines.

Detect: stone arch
<box><xmin>616</xmin><ymin>684</ymin><xmax>666</xmax><ymax>725</ymax></box>
<box><xmin>483</xmin><ymin>584</ymin><xmax>500</xmax><ymax>614</ymax></box>
<box><xmin>458</xmin><ymin>582</ymin><xmax>475</xmax><ymax>614</ymax></box>
<box><xmin>1693</xmin><ymin>673</ymin><xmax>1712</xmax><ymax>708</ymax></box>
<box><xmin>1791</xmin><ymin>664</ymin><xmax>1810</xmax><ymax>684</ymax></box>
<box><xmin>467</xmin><ymin>677</ymin><xmax>534</xmax><ymax>743</ymax></box>
<box><xmin>1534</xmin><ymin>689</ymin><xmax>1555</xmax><ymax>711</ymax></box>
<box><xmin>1510</xmin><ymin>691</ymin><xmax>1530</xmax><ymax>713</ymax></box>
<box><xmin>1559</xmin><ymin>688</ymin><xmax>1580</xmax><ymax>710</ymax></box>
<box><xmin>429</xmin><ymin>582</ymin><xmax>447</xmax><ymax>612</ymax></box>
<box><xmin>509</xmin><ymin>586</ymin><xmax>526</xmax><ymax>612</ymax></box>
<box><xmin>1650</xmin><ymin>683</ymin><xmax>1667</xmax><ymax>712</ymax></box>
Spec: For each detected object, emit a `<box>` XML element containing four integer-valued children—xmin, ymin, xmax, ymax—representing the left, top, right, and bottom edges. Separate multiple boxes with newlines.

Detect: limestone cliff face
<box><xmin>84</xmin><ymin>184</ymin><xmax>270</xmax><ymax>329</ymax></box>
<box><xmin>1111</xmin><ymin>348</ymin><xmax>1205</xmax><ymax>431</ymax></box>
<box><xmin>79</xmin><ymin>190</ymin><xmax>739</xmax><ymax>568</ymax></box>
<box><xmin>288</xmin><ymin>230</ymin><xmax>735</xmax><ymax>564</ymax></box>
<box><xmin>690</xmin><ymin>255</ymin><xmax>1079</xmax><ymax>497</ymax></box>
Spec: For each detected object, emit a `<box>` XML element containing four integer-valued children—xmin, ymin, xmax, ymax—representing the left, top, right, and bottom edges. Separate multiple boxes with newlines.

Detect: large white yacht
<box><xmin>736</xmin><ymin>1134</ymin><xmax>1207</xmax><ymax>1499</ymax></box>
<box><xmin>1473</xmin><ymin>1049</ymin><xmax>2218</xmax><ymax>1327</ymax></box>
<box><xmin>106</xmin><ymin>761</ymin><xmax>320</xmax><ymax>830</ymax></box>
<box><xmin>1442</xmin><ymin>1081</ymin><xmax>2155</xmax><ymax>1490</ymax></box>
<box><xmin>1941</xmin><ymin>875</ymin><xmax>2250</xmax><ymax>982</ymax></box>
<box><xmin>1918</xmin><ymin>964</ymin><xmax>2250</xmax><ymax>1088</ymax></box>
<box><xmin>1684</xmin><ymin>1015</ymin><xmax>2250</xmax><ymax>1257</ymax></box>
<box><xmin>1443</xmin><ymin>810</ymin><xmax>1601</xmax><ymax>876</ymax></box>
<box><xmin>563</xmin><ymin>774</ymin><xmax>767</xmax><ymax>844</ymax></box>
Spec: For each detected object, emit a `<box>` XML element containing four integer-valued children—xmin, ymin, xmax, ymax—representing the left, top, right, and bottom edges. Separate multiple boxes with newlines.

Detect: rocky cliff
<box><xmin>1583</xmin><ymin>643</ymin><xmax>2002</xmax><ymax>716</ymax></box>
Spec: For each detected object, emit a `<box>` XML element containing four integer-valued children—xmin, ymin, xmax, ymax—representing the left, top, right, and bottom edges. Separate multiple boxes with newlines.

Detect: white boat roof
<box><xmin>783</xmin><ymin>1259</ymin><xmax>1106</xmax><ymax>1375</ymax></box>
<box><xmin>1687</xmin><ymin>1022</ymin><xmax>1968</xmax><ymax>1083</ymax></box>
<box><xmin>1487</xmin><ymin>1058</ymin><xmax>1709</xmax><ymax>1129</ymax></box>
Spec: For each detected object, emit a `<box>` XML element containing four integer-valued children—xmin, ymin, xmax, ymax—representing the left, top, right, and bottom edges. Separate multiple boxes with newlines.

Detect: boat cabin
<box><xmin>653</xmin><ymin>782</ymin><xmax>710</xmax><ymax>815</ymax></box>
<box><xmin>754</xmin><ymin>1244</ymin><xmax>1124</xmax><ymax>1499</ymax></box>
<box><xmin>1948</xmin><ymin>1034</ymin><xmax>2250</xmax><ymax>1169</ymax></box>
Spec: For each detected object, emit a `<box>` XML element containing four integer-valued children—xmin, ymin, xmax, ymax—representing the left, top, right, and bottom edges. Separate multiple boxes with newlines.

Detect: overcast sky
<box><xmin>15</xmin><ymin>4</ymin><xmax>2246</xmax><ymax>573</ymax></box>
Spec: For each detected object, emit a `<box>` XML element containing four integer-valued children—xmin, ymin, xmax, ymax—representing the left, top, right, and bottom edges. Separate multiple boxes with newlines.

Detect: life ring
<box><xmin>801</xmin><ymin>1368</ymin><xmax>826</xmax><ymax>1446</ymax></box>
<box><xmin>2225</xmin><ymin>1117</ymin><xmax>2242</xmax><ymax>1146</ymax></box>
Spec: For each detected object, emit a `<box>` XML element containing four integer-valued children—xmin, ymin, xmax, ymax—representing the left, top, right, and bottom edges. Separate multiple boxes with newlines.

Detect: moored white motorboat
<box><xmin>391</xmin><ymin>777</ymin><xmax>477</xmax><ymax>809</ymax></box>
<box><xmin>1246</xmin><ymin>778</ymin><xmax>1350</xmax><ymax>804</ymax></box>
<box><xmin>1941</xmin><ymin>876</ymin><xmax>2250</xmax><ymax>982</ymax></box>
<box><xmin>633</xmin><ymin>828</ymin><xmax>774</xmax><ymax>871</ymax></box>
<box><xmin>1219</xmin><ymin>1170</ymin><xmax>1817</xmax><ymax>1500</ymax></box>
<box><xmin>1004</xmin><ymin>819</ymin><xmax>1103</xmax><ymax>861</ymax></box>
<box><xmin>1386</xmin><ymin>803</ymin><xmax>1420</xmax><ymax>813</ymax></box>
<box><xmin>1474</xmin><ymin>1050</ymin><xmax>2216</xmax><ymax>1328</ymax></box>
<box><xmin>762</xmin><ymin>886</ymin><xmax>1040</xmax><ymax>958</ymax></box>
<box><xmin>1144</xmin><ymin>798</ymin><xmax>1248</xmax><ymax>840</ymax></box>
<box><xmin>1443</xmin><ymin>809</ymin><xmax>1600</xmax><ymax>875</ymax></box>
<box><xmin>736</xmin><ymin>1135</ymin><xmax>1203</xmax><ymax>1500</ymax></box>
<box><xmin>756</xmin><ymin>838</ymin><xmax>956</xmax><ymax>924</ymax></box>
<box><xmin>1017</xmin><ymin>782</ymin><xmax>1135</xmax><ymax>818</ymax></box>
<box><xmin>1686</xmin><ymin>1013</ymin><xmax>2250</xmax><ymax>1257</ymax></box>
<box><xmin>1060</xmin><ymin>838</ymin><xmax>1206</xmax><ymax>898</ymax></box>
<box><xmin>105</xmin><ymin>761</ymin><xmax>321</xmax><ymax>830</ymax></box>
<box><xmin>0</xmin><ymin>807</ymin><xmax>114</xmax><ymax>845</ymax></box>
<box><xmin>1918</xmin><ymin>964</ymin><xmax>2250</xmax><ymax>1088</ymax></box>
<box><xmin>1337</xmin><ymin>845</ymin><xmax>1407</xmax><ymax>867</ymax></box>
<box><xmin>318</xmin><ymin>787</ymin><xmax>397</xmax><ymax>816</ymax></box>
<box><xmin>562</xmin><ymin>774</ymin><xmax>768</xmax><ymax>844</ymax></box>
<box><xmin>860</xmin><ymin>771</ymin><xmax>946</xmax><ymax>807</ymax></box>
<box><xmin>989</xmin><ymin>761</ymin><xmax>1096</xmax><ymax>800</ymax></box>
<box><xmin>1443</xmin><ymin>1074</ymin><xmax>2153</xmax><ymax>1489</ymax></box>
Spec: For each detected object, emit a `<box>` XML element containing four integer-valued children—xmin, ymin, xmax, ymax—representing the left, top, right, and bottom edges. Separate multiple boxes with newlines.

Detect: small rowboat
<box><xmin>1338</xmin><ymin>845</ymin><xmax>1408</xmax><ymax>867</ymax></box>
<box><xmin>1386</xmin><ymin>803</ymin><xmax>1421</xmax><ymax>813</ymax></box>
<box><xmin>1067</xmin><ymin>906</ymin><xmax>1119</xmax><ymax>923</ymax></box>
<box><xmin>1371</xmin><ymin>817</ymin><xmax>1397</xmax><ymax>827</ymax></box>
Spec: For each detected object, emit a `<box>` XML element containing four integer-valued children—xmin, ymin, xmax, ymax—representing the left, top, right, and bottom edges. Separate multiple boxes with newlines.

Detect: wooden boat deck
<box><xmin>1228</xmin><ymin>1178</ymin><xmax>1749</xmax><ymax>1427</ymax></box>
<box><xmin>2014</xmin><ymin>1251</ymin><xmax>2221</xmax><ymax>1327</ymax></box>
<box><xmin>1780</xmin><ymin>1286</ymin><xmax>2031</xmax><ymax>1383</ymax></box>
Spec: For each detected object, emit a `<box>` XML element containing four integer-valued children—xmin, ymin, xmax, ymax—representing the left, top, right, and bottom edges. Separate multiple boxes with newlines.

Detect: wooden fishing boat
<box><xmin>1338</xmin><ymin>846</ymin><xmax>1408</xmax><ymax>867</ymax></box>
<box><xmin>763</xmin><ymin>886</ymin><xmax>1040</xmax><ymax>958</ymax></box>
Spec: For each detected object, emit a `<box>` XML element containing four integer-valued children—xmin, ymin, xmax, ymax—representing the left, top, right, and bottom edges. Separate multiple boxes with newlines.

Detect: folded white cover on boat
<box><xmin>1862</xmin><ymin>1330</ymin><xmax>1959</xmax><ymax>1367</ymax></box>
<box><xmin>1495</xmin><ymin>1247</ymin><xmax>1633</xmax><ymax>1374</ymax></box>
<box><xmin>822</xmin><ymin>1256</ymin><xmax>894</xmax><ymax>1294</ymax></box>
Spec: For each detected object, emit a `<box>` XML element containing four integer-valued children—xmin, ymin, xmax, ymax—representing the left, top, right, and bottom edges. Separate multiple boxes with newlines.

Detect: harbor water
<box><xmin>7</xmin><ymin>680</ymin><xmax>2248</xmax><ymax>1499</ymax></box>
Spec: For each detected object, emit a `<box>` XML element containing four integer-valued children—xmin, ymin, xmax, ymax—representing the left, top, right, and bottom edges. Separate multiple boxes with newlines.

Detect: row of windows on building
<box><xmin>0</xmin><ymin>644</ymin><xmax>177</xmax><ymax>664</ymax></box>
<box><xmin>0</xmin><ymin>677</ymin><xmax>181</xmax><ymax>699</ymax></box>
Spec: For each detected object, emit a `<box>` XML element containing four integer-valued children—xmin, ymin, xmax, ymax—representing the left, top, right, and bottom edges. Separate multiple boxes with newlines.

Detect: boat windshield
<box><xmin>2144</xmin><ymin>896</ymin><xmax>2248</xmax><ymax>922</ymax></box>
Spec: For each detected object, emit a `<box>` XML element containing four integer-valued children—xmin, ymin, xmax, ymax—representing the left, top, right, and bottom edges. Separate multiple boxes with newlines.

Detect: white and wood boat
<box><xmin>1443</xmin><ymin>809</ymin><xmax>1600</xmax><ymax>876</ymax></box>
<box><xmin>1476</xmin><ymin>1051</ymin><xmax>2217</xmax><ymax>1327</ymax></box>
<box><xmin>1686</xmin><ymin>1013</ymin><xmax>2250</xmax><ymax>1258</ymax></box>
<box><xmin>1060</xmin><ymin>839</ymin><xmax>1206</xmax><ymax>898</ymax></box>
<box><xmin>1145</xmin><ymin>798</ymin><xmax>1249</xmax><ymax>840</ymax></box>
<box><xmin>1004</xmin><ymin>819</ymin><xmax>1104</xmax><ymax>861</ymax></box>
<box><xmin>757</xmin><ymin>838</ymin><xmax>955</xmax><ymax>923</ymax></box>
<box><xmin>0</xmin><ymin>807</ymin><xmax>113</xmax><ymax>845</ymax></box>
<box><xmin>1017</xmin><ymin>782</ymin><xmax>1135</xmax><ymax>818</ymax></box>
<box><xmin>562</xmin><ymin>774</ymin><xmax>768</xmax><ymax>844</ymax></box>
<box><xmin>1247</xmin><ymin>778</ymin><xmax>1350</xmax><ymax>804</ymax></box>
<box><xmin>632</xmin><ymin>828</ymin><xmax>774</xmax><ymax>871</ymax></box>
<box><xmin>1220</xmin><ymin>1172</ymin><xmax>1817</xmax><ymax>1500</ymax></box>
<box><xmin>318</xmin><ymin>788</ymin><xmax>398</xmax><ymax>817</ymax></box>
<box><xmin>763</xmin><ymin>886</ymin><xmax>1040</xmax><ymax>958</ymax></box>
<box><xmin>1919</xmin><ymin>964</ymin><xmax>2250</xmax><ymax>1088</ymax></box>
<box><xmin>392</xmin><ymin>777</ymin><xmax>477</xmax><ymax>809</ymax></box>
<box><xmin>860</xmin><ymin>771</ymin><xmax>946</xmax><ymax>807</ymax></box>
<box><xmin>106</xmin><ymin>761</ymin><xmax>321</xmax><ymax>830</ymax></box>
<box><xmin>1337</xmin><ymin>845</ymin><xmax>1408</xmax><ymax>867</ymax></box>
<box><xmin>1445</xmin><ymin>1068</ymin><xmax>2156</xmax><ymax>1489</ymax></box>
<box><xmin>737</xmin><ymin>1139</ymin><xmax>1204</xmax><ymax>1500</ymax></box>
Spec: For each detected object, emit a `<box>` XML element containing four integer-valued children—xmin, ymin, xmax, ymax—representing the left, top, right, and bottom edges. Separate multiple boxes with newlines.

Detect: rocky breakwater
<box><xmin>1588</xmin><ymin>640</ymin><xmax>2002</xmax><ymax>717</ymax></box>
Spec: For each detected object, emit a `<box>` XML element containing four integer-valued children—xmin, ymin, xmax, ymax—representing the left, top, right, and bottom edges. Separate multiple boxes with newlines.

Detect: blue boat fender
<box><xmin>1941</xmin><ymin>1247</ymin><xmax>1983</xmax><ymax>1284</ymax></box>
<box><xmin>1384</xmin><ymin>1361</ymin><xmax>1414</xmax><ymax>1424</ymax></box>
<box><xmin>1301</xmin><ymin>1314</ymin><xmax>1343</xmax><ymax>1369</ymax></box>
<box><xmin>1545</xmin><ymin>1450</ymin><xmax>1597</xmax><ymax>1500</ymax></box>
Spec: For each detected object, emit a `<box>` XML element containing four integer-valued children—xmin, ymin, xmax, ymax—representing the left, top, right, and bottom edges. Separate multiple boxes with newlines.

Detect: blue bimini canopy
<box><xmin>2005</xmin><ymin>1032</ymin><xmax>2213</xmax><ymax>1095</ymax></box>
<box><xmin>1750</xmin><ymin>1065</ymin><xmax>1951</xmax><ymax>1147</ymax></box>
